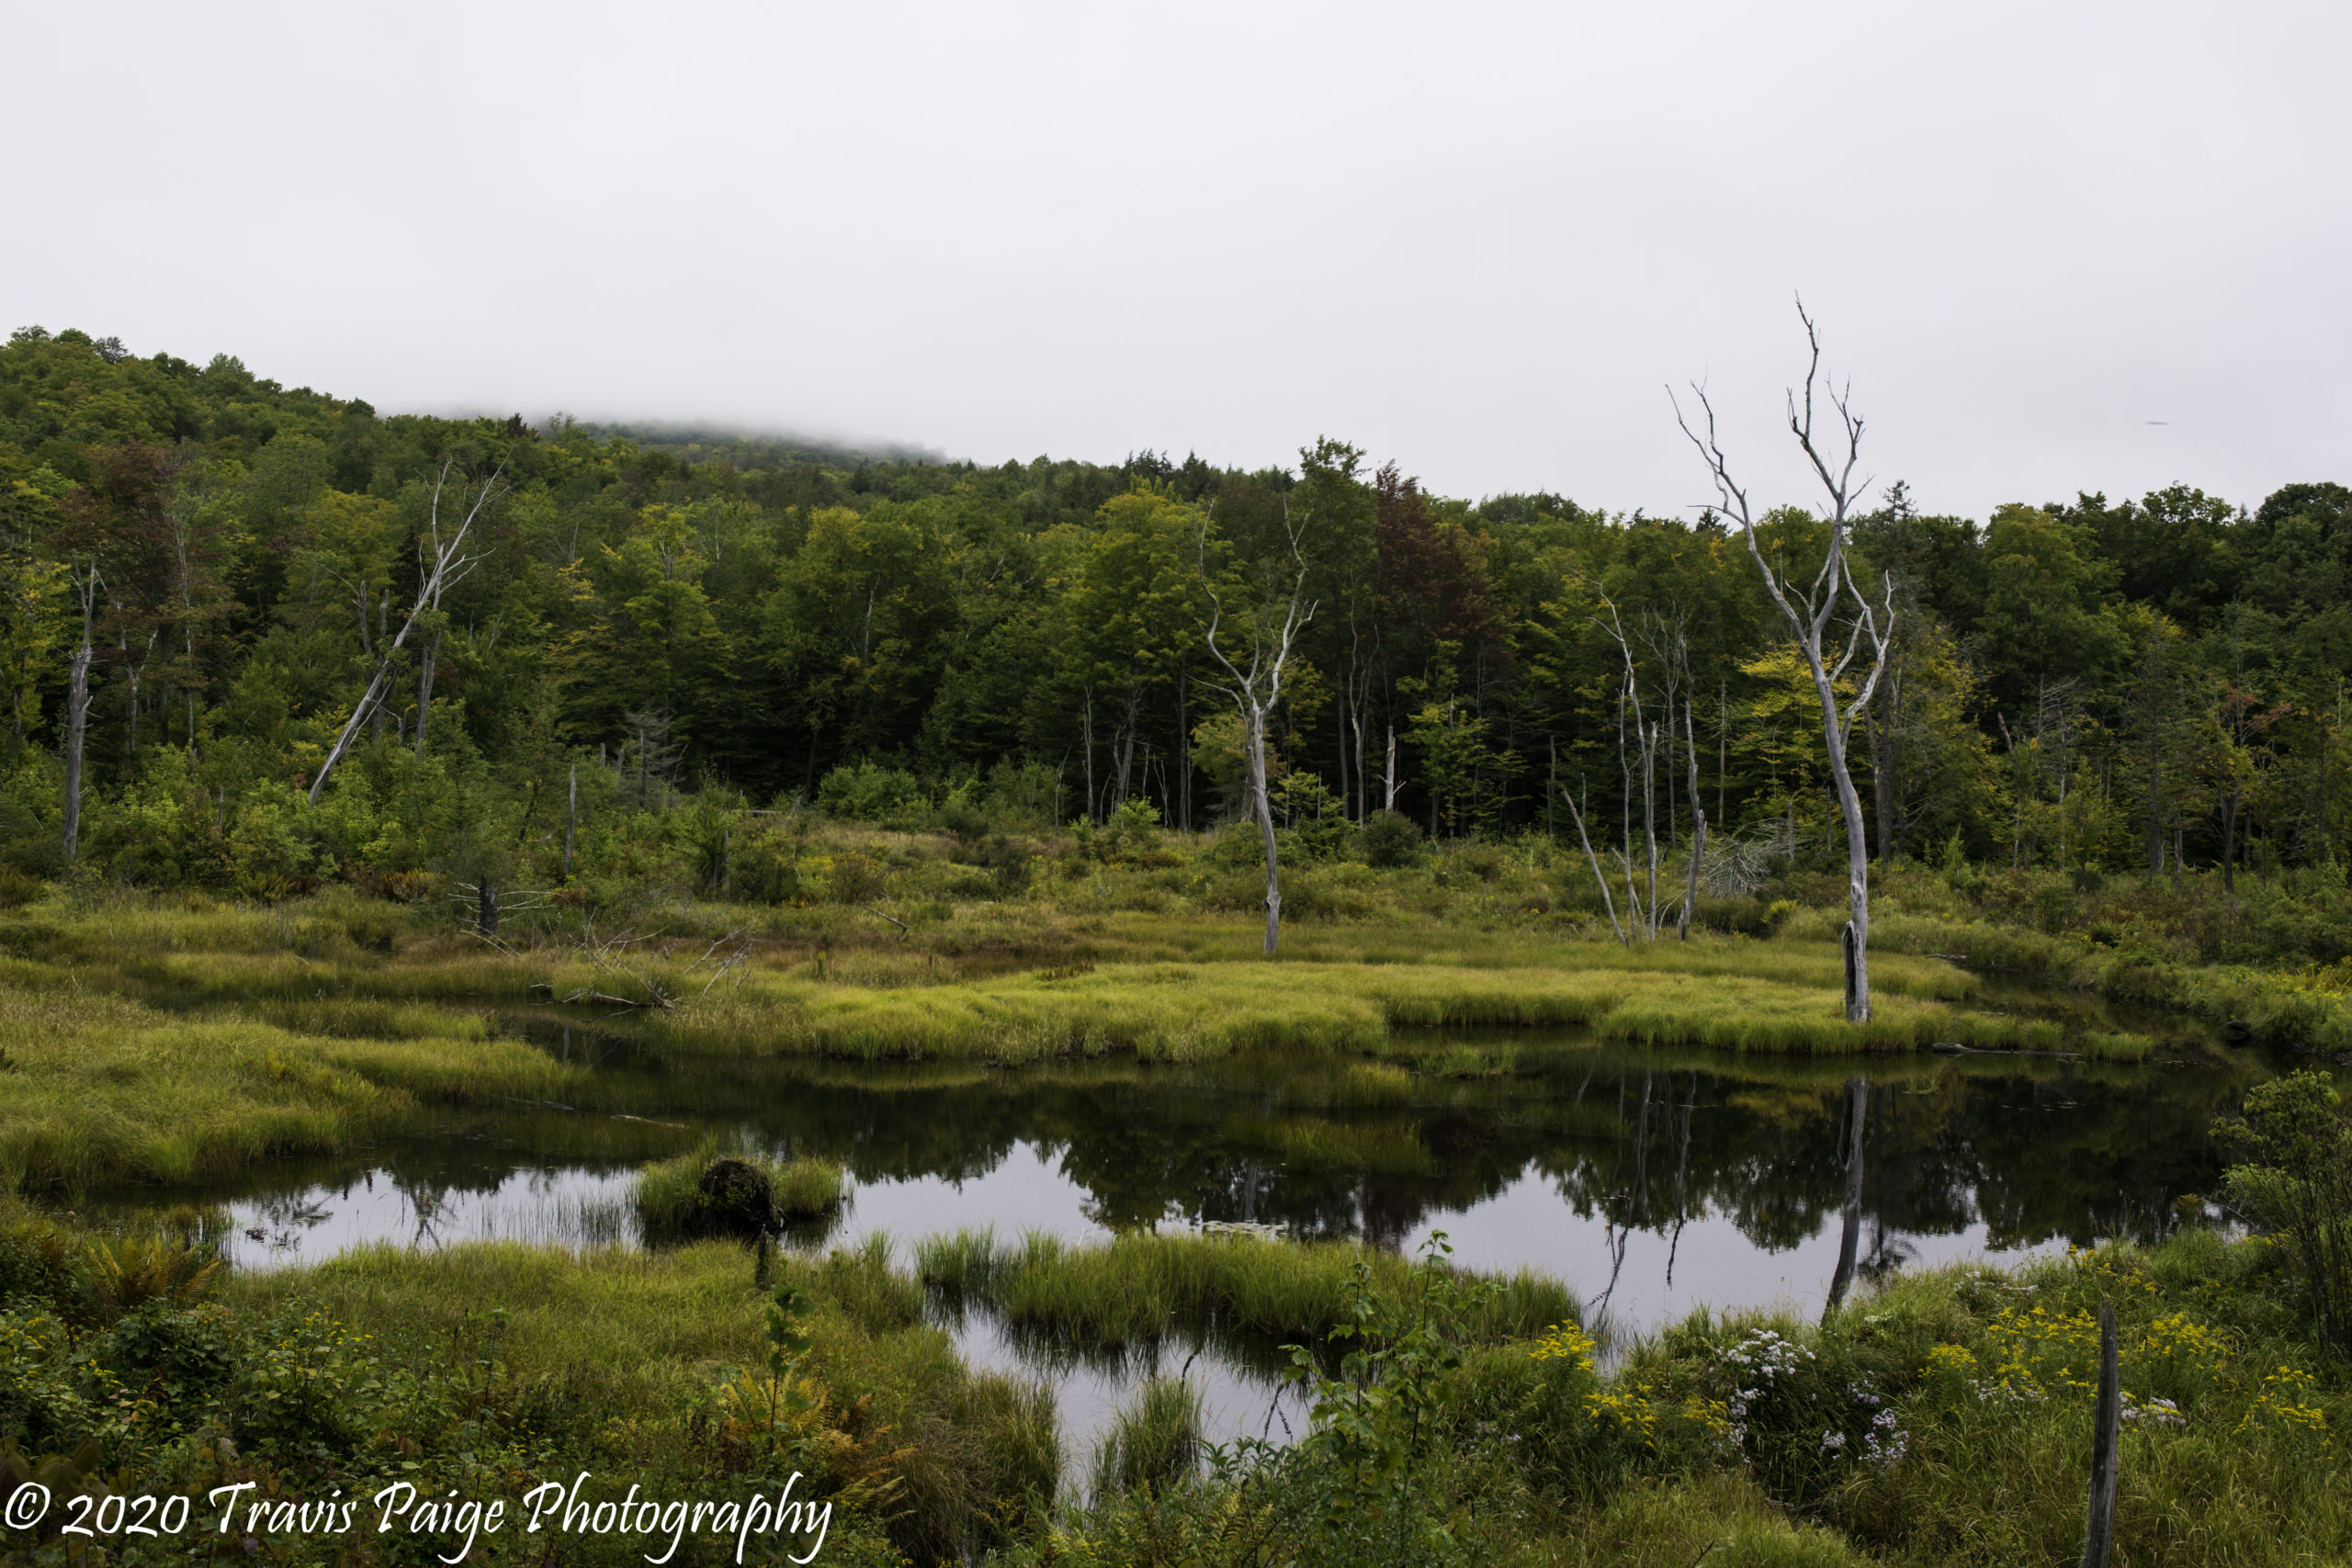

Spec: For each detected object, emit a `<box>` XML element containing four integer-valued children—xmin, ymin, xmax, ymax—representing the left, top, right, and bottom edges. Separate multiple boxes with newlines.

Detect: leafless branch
<box><xmin>309</xmin><ymin>457</ymin><xmax>504</xmax><ymax>803</ymax></box>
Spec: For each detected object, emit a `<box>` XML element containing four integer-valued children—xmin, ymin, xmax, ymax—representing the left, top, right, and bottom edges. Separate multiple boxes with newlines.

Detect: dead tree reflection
<box><xmin>1823</xmin><ymin>1075</ymin><xmax>1869</xmax><ymax>1320</ymax></box>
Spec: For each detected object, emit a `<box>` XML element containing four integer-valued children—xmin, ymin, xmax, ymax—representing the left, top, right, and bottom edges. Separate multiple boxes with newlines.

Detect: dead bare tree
<box><xmin>1558</xmin><ymin>780</ymin><xmax>1628</xmax><ymax>946</ymax></box>
<box><xmin>61</xmin><ymin>557</ymin><xmax>100</xmax><ymax>865</ymax></box>
<box><xmin>1633</xmin><ymin>608</ymin><xmax>1710</xmax><ymax>939</ymax></box>
<box><xmin>1198</xmin><ymin>505</ymin><xmax>1317</xmax><ymax>955</ymax></box>
<box><xmin>1584</xmin><ymin>584</ymin><xmax>1699</xmax><ymax>941</ymax></box>
<box><xmin>1672</xmin><ymin>300</ymin><xmax>1896</xmax><ymax>1021</ymax></box>
<box><xmin>1679</xmin><ymin>696</ymin><xmax>1709</xmax><ymax>939</ymax></box>
<box><xmin>308</xmin><ymin>458</ymin><xmax>504</xmax><ymax>804</ymax></box>
<box><xmin>547</xmin><ymin>918</ymin><xmax>754</xmax><ymax>1010</ymax></box>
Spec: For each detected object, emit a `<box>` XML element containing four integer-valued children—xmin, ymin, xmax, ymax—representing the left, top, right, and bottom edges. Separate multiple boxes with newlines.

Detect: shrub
<box><xmin>1205</xmin><ymin>821</ymin><xmax>1267</xmax><ymax>868</ymax></box>
<box><xmin>0</xmin><ymin>866</ymin><xmax>41</xmax><ymax>908</ymax></box>
<box><xmin>1074</xmin><ymin>799</ymin><xmax>1165</xmax><ymax>864</ymax></box>
<box><xmin>731</xmin><ymin>829</ymin><xmax>807</xmax><ymax>904</ymax></box>
<box><xmin>1359</xmin><ymin>810</ymin><xmax>1422</xmax><ymax>869</ymax></box>
<box><xmin>939</xmin><ymin>791</ymin><xmax>989</xmax><ymax>851</ymax></box>
<box><xmin>983</xmin><ymin>835</ymin><xmax>1034</xmax><ymax>895</ymax></box>
<box><xmin>817</xmin><ymin>761</ymin><xmax>928</xmax><ymax>824</ymax></box>
<box><xmin>1454</xmin><ymin>845</ymin><xmax>1506</xmax><ymax>882</ymax></box>
<box><xmin>830</xmin><ymin>852</ymin><xmax>888</xmax><ymax>905</ymax></box>
<box><xmin>2217</xmin><ymin>1070</ymin><xmax>2352</xmax><ymax>1352</ymax></box>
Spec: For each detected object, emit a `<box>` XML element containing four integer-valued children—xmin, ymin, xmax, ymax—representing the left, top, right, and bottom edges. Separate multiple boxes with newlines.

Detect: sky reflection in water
<box><xmin>139</xmin><ymin>1027</ymin><xmax>2273</xmax><ymax>1450</ymax></box>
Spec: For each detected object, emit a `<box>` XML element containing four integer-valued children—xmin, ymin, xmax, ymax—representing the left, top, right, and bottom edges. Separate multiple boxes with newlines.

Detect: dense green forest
<box><xmin>3</xmin><ymin>322</ymin><xmax>2346</xmax><ymax>929</ymax></box>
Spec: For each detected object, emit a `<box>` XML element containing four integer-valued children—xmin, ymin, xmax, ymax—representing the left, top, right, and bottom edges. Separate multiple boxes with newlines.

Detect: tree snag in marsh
<box><xmin>1672</xmin><ymin>299</ymin><xmax>1895</xmax><ymax>1021</ymax></box>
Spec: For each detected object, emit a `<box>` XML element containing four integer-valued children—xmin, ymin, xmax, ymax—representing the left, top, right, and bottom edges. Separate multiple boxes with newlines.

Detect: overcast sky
<box><xmin>7</xmin><ymin>1</ymin><xmax>2346</xmax><ymax>520</ymax></box>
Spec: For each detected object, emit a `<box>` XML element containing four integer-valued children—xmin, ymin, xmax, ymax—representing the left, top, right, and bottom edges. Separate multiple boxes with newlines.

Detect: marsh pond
<box><xmin>96</xmin><ymin>993</ymin><xmax>2301</xmax><ymax>1450</ymax></box>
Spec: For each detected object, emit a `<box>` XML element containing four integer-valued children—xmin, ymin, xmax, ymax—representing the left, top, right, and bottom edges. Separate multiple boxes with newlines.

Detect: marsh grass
<box><xmin>947</xmin><ymin>1372</ymin><xmax>1063</xmax><ymax>1538</ymax></box>
<box><xmin>0</xmin><ymin>982</ymin><xmax>608</xmax><ymax>1193</ymax></box>
<box><xmin>916</xmin><ymin>1227</ymin><xmax>1002</xmax><ymax>1303</ymax></box>
<box><xmin>949</xmin><ymin>1229</ymin><xmax>1577</xmax><ymax>1356</ymax></box>
<box><xmin>819</xmin><ymin>1232</ymin><xmax>924</xmax><ymax>1334</ymax></box>
<box><xmin>1090</xmin><ymin>1374</ymin><xmax>1203</xmax><ymax>1498</ymax></box>
<box><xmin>1339</xmin><ymin>1061</ymin><xmax>1417</xmax><ymax>1104</ymax></box>
<box><xmin>1877</xmin><ymin>908</ymin><xmax>2352</xmax><ymax>1054</ymax></box>
<box><xmin>0</xmin><ymin>883</ymin><xmax>2182</xmax><ymax>1201</ymax></box>
<box><xmin>656</xmin><ymin>953</ymin><xmax>2128</xmax><ymax>1066</ymax></box>
<box><xmin>205</xmin><ymin>1234</ymin><xmax>1039</xmax><ymax>1562</ymax></box>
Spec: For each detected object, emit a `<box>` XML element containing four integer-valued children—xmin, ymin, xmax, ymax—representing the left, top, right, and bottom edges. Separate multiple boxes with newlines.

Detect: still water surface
<box><xmin>105</xmin><ymin>1010</ymin><xmax>2297</xmax><ymax>1450</ymax></box>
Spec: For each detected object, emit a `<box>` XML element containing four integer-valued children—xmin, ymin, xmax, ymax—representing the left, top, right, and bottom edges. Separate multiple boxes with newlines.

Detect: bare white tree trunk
<box><xmin>1679</xmin><ymin>698</ymin><xmax>1708</xmax><ymax>940</ymax></box>
<box><xmin>1246</xmin><ymin>701</ymin><xmax>1281</xmax><ymax>951</ymax></box>
<box><xmin>309</xmin><ymin>459</ymin><xmax>502</xmax><ymax>804</ymax></box>
<box><xmin>413</xmin><ymin>627</ymin><xmax>441</xmax><ymax>756</ymax></box>
<box><xmin>1198</xmin><ymin>505</ymin><xmax>1317</xmax><ymax>956</ymax></box>
<box><xmin>1587</xmin><ymin>588</ymin><xmax>1671</xmax><ymax>939</ymax></box>
<box><xmin>1673</xmin><ymin>301</ymin><xmax>1894</xmax><ymax>1021</ymax></box>
<box><xmin>1560</xmin><ymin>783</ymin><xmax>1627</xmax><ymax>945</ymax></box>
<box><xmin>61</xmin><ymin>559</ymin><xmax>99</xmax><ymax>865</ymax></box>
<box><xmin>1081</xmin><ymin>690</ymin><xmax>1096</xmax><ymax>824</ymax></box>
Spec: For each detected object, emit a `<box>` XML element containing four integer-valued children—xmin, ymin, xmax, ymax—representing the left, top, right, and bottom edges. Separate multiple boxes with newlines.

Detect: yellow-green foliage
<box><xmin>1606</xmin><ymin>1232</ymin><xmax>2351</xmax><ymax>1567</ymax></box>
<box><xmin>0</xmin><ymin>985</ymin><xmax>590</xmax><ymax>1193</ymax></box>
<box><xmin>662</xmin><ymin>950</ymin><xmax>2128</xmax><ymax>1065</ymax></box>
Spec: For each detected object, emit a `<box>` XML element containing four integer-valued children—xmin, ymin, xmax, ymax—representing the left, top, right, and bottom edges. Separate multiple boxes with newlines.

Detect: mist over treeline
<box><xmin>1</xmin><ymin>322</ymin><xmax>2346</xmax><ymax>908</ymax></box>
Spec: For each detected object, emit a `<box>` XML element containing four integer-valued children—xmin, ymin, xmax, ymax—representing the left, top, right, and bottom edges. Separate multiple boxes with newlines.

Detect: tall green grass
<box><xmin>1091</xmin><ymin>1375</ymin><xmax>1203</xmax><ymax>1498</ymax></box>
<box><xmin>925</xmin><ymin>1228</ymin><xmax>1576</xmax><ymax>1351</ymax></box>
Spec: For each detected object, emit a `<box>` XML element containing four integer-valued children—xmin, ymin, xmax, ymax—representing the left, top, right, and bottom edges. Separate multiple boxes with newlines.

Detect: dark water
<box><xmin>89</xmin><ymin>1004</ymin><xmax>2309</xmax><ymax>1450</ymax></box>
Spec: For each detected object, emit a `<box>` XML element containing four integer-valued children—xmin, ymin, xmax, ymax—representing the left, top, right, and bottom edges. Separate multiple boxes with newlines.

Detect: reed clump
<box><xmin>928</xmin><ymin>1228</ymin><xmax>1576</xmax><ymax>1351</ymax></box>
<box><xmin>1091</xmin><ymin>1375</ymin><xmax>1204</xmax><ymax>1498</ymax></box>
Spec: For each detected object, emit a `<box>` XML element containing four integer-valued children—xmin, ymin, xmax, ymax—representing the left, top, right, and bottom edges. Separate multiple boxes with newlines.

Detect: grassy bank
<box><xmin>0</xmin><ymin>868</ymin><xmax>2199</xmax><ymax>1196</ymax></box>
<box><xmin>1876</xmin><ymin>909</ymin><xmax>2352</xmax><ymax>1058</ymax></box>
<box><xmin>3</xmin><ymin>1210</ymin><xmax>2341</xmax><ymax>1566</ymax></box>
<box><xmin>0</xmin><ymin>982</ymin><xmax>602</xmax><ymax>1194</ymax></box>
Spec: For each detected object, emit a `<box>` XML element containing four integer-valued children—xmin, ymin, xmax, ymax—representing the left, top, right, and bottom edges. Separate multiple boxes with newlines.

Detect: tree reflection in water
<box><xmin>118</xmin><ymin>1030</ymin><xmax>2279</xmax><ymax>1329</ymax></box>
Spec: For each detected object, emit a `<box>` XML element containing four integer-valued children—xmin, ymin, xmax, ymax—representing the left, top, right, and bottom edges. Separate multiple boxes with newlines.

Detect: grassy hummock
<box><xmin>632</xmin><ymin>1147</ymin><xmax>847</xmax><ymax>1239</ymax></box>
<box><xmin>917</xmin><ymin>1226</ymin><xmax>1576</xmax><ymax>1351</ymax></box>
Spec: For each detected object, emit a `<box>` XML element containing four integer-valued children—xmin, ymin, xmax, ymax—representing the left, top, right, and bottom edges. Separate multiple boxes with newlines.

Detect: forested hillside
<box><xmin>2</xmin><ymin>322</ymin><xmax>2346</xmax><ymax>919</ymax></box>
